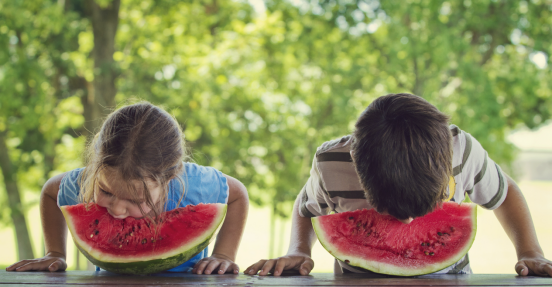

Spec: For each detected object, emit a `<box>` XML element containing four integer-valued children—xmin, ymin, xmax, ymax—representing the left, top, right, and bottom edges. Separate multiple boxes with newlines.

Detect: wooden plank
<box><xmin>0</xmin><ymin>271</ymin><xmax>551</xmax><ymax>286</ymax></box>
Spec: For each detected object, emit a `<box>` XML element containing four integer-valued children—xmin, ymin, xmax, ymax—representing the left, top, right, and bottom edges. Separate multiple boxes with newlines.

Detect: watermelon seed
<box><xmin>130</xmin><ymin>232</ymin><xmax>133</xmax><ymax>236</ymax></box>
<box><xmin>90</xmin><ymin>234</ymin><xmax>94</xmax><ymax>238</ymax></box>
<box><xmin>356</xmin><ymin>222</ymin><xmax>361</xmax><ymax>227</ymax></box>
<box><xmin>94</xmin><ymin>230</ymin><xmax>99</xmax><ymax>235</ymax></box>
<box><xmin>430</xmin><ymin>252</ymin><xmax>434</xmax><ymax>256</ymax></box>
<box><xmin>348</xmin><ymin>217</ymin><xmax>354</xmax><ymax>220</ymax></box>
<box><xmin>94</xmin><ymin>219</ymin><xmax>99</xmax><ymax>225</ymax></box>
<box><xmin>119</xmin><ymin>245</ymin><xmax>122</xmax><ymax>248</ymax></box>
<box><xmin>141</xmin><ymin>239</ymin><xmax>147</xmax><ymax>244</ymax></box>
<box><xmin>345</xmin><ymin>260</ymin><xmax>350</xmax><ymax>264</ymax></box>
<box><xmin>424</xmin><ymin>251</ymin><xmax>429</xmax><ymax>255</ymax></box>
<box><xmin>441</xmin><ymin>243</ymin><xmax>445</xmax><ymax>246</ymax></box>
<box><xmin>437</xmin><ymin>232</ymin><xmax>443</xmax><ymax>236</ymax></box>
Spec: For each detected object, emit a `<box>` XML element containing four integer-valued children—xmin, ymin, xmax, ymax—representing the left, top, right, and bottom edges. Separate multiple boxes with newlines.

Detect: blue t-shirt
<box><xmin>58</xmin><ymin>162</ymin><xmax>229</xmax><ymax>272</ymax></box>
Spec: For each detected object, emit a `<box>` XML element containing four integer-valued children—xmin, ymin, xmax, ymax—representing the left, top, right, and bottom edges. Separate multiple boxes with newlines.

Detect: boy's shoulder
<box><xmin>316</xmin><ymin>135</ymin><xmax>353</xmax><ymax>156</ymax></box>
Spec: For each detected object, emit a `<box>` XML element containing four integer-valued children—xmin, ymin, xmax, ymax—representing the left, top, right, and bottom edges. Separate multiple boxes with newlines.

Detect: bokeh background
<box><xmin>0</xmin><ymin>0</ymin><xmax>551</xmax><ymax>273</ymax></box>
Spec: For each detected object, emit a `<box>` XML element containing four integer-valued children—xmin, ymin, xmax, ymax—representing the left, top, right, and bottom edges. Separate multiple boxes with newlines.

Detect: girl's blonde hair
<box><xmin>78</xmin><ymin>102</ymin><xmax>186</xmax><ymax>220</ymax></box>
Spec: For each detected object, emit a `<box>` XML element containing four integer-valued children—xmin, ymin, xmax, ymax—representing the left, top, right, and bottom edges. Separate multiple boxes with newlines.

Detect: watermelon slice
<box><xmin>61</xmin><ymin>203</ymin><xmax>226</xmax><ymax>274</ymax></box>
<box><xmin>312</xmin><ymin>202</ymin><xmax>476</xmax><ymax>276</ymax></box>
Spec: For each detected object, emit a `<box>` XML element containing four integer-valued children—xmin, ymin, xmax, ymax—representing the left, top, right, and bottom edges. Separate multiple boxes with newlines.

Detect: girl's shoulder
<box><xmin>182</xmin><ymin>162</ymin><xmax>223</xmax><ymax>177</ymax></box>
<box><xmin>167</xmin><ymin>162</ymin><xmax>229</xmax><ymax>208</ymax></box>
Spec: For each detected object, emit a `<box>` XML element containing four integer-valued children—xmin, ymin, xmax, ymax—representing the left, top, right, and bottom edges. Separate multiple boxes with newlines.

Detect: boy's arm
<box><xmin>192</xmin><ymin>174</ymin><xmax>249</xmax><ymax>275</ymax></box>
<box><xmin>244</xmin><ymin>195</ymin><xmax>316</xmax><ymax>276</ymax></box>
<box><xmin>6</xmin><ymin>172</ymin><xmax>68</xmax><ymax>272</ymax></box>
<box><xmin>494</xmin><ymin>174</ymin><xmax>552</xmax><ymax>276</ymax></box>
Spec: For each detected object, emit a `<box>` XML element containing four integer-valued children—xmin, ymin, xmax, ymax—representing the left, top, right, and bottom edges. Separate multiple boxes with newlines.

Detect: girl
<box><xmin>6</xmin><ymin>102</ymin><xmax>249</xmax><ymax>274</ymax></box>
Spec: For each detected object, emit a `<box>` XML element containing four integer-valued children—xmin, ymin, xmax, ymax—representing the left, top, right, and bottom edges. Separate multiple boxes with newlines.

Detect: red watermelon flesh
<box><xmin>312</xmin><ymin>202</ymin><xmax>476</xmax><ymax>276</ymax></box>
<box><xmin>61</xmin><ymin>203</ymin><xmax>226</xmax><ymax>274</ymax></box>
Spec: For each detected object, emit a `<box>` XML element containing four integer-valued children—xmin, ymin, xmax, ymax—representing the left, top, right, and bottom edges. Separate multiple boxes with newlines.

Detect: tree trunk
<box><xmin>81</xmin><ymin>0</ymin><xmax>121</xmax><ymax>138</ymax></box>
<box><xmin>0</xmin><ymin>131</ymin><xmax>34</xmax><ymax>260</ymax></box>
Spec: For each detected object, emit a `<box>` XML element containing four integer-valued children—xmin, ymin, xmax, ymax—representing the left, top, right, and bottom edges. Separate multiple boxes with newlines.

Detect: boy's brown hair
<box><xmin>79</xmin><ymin>102</ymin><xmax>186</xmax><ymax>220</ymax></box>
<box><xmin>351</xmin><ymin>93</ymin><xmax>452</xmax><ymax>220</ymax></box>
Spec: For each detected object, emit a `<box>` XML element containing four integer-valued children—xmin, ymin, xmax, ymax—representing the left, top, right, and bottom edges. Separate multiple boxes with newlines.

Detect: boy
<box><xmin>245</xmin><ymin>93</ymin><xmax>552</xmax><ymax>276</ymax></box>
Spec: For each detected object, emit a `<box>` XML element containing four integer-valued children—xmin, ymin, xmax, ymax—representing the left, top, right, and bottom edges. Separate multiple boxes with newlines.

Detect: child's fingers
<box><xmin>193</xmin><ymin>259</ymin><xmax>210</xmax><ymax>275</ymax></box>
<box><xmin>531</xmin><ymin>261</ymin><xmax>552</xmax><ymax>277</ymax></box>
<box><xmin>48</xmin><ymin>260</ymin><xmax>63</xmax><ymax>272</ymax></box>
<box><xmin>216</xmin><ymin>261</ymin><xmax>232</xmax><ymax>274</ymax></box>
<box><xmin>258</xmin><ymin>259</ymin><xmax>277</xmax><ymax>276</ymax></box>
<box><xmin>14</xmin><ymin>261</ymin><xmax>47</xmax><ymax>272</ymax></box>
<box><xmin>6</xmin><ymin>260</ymin><xmax>30</xmax><ymax>271</ymax></box>
<box><xmin>299</xmin><ymin>259</ymin><xmax>314</xmax><ymax>276</ymax></box>
<box><xmin>245</xmin><ymin>260</ymin><xmax>266</xmax><ymax>275</ymax></box>
<box><xmin>516</xmin><ymin>261</ymin><xmax>530</xmax><ymax>276</ymax></box>
<box><xmin>543</xmin><ymin>263</ymin><xmax>552</xmax><ymax>277</ymax></box>
<box><xmin>272</xmin><ymin>259</ymin><xmax>290</xmax><ymax>276</ymax></box>
<box><xmin>229</xmin><ymin>262</ymin><xmax>239</xmax><ymax>274</ymax></box>
<box><xmin>203</xmin><ymin>260</ymin><xmax>222</xmax><ymax>275</ymax></box>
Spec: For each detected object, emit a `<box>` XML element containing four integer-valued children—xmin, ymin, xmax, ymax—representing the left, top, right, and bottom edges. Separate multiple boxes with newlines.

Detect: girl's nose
<box><xmin>108</xmin><ymin>198</ymin><xmax>128</xmax><ymax>219</ymax></box>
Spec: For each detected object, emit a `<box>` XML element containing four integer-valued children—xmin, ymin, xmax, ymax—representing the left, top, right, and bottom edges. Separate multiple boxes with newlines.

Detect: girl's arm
<box><xmin>192</xmin><ymin>174</ymin><xmax>249</xmax><ymax>275</ymax></box>
<box><xmin>494</xmin><ymin>173</ymin><xmax>552</xmax><ymax>276</ymax></box>
<box><xmin>6</xmin><ymin>172</ymin><xmax>68</xmax><ymax>272</ymax></box>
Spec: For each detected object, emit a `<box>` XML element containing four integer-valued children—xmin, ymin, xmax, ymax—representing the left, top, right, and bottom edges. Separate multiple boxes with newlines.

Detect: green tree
<box><xmin>0</xmin><ymin>0</ymin><xmax>87</xmax><ymax>260</ymax></box>
<box><xmin>2</xmin><ymin>0</ymin><xmax>551</xmax><ymax>262</ymax></box>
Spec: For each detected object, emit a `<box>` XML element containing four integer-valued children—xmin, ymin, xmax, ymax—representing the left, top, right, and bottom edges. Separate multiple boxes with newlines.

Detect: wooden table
<box><xmin>1</xmin><ymin>271</ymin><xmax>551</xmax><ymax>286</ymax></box>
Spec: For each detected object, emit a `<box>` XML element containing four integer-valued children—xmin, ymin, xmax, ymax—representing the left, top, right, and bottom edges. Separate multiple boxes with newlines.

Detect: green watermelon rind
<box><xmin>76</xmin><ymin>236</ymin><xmax>211</xmax><ymax>274</ymax></box>
<box><xmin>61</xmin><ymin>204</ymin><xmax>227</xmax><ymax>274</ymax></box>
<box><xmin>312</xmin><ymin>204</ymin><xmax>477</xmax><ymax>277</ymax></box>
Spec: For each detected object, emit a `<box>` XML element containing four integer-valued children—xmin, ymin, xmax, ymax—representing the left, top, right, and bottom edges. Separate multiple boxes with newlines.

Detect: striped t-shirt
<box><xmin>299</xmin><ymin>125</ymin><xmax>508</xmax><ymax>274</ymax></box>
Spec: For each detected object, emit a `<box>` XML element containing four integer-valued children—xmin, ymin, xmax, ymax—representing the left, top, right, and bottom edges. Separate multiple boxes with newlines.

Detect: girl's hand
<box><xmin>192</xmin><ymin>253</ymin><xmax>239</xmax><ymax>275</ymax></box>
<box><xmin>6</xmin><ymin>252</ymin><xmax>67</xmax><ymax>272</ymax></box>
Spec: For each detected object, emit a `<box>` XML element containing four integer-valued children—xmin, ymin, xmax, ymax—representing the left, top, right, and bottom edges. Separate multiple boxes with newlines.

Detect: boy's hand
<box><xmin>5</xmin><ymin>252</ymin><xmax>67</xmax><ymax>272</ymax></box>
<box><xmin>515</xmin><ymin>252</ymin><xmax>552</xmax><ymax>277</ymax></box>
<box><xmin>192</xmin><ymin>253</ymin><xmax>239</xmax><ymax>275</ymax></box>
<box><xmin>244</xmin><ymin>254</ymin><xmax>314</xmax><ymax>276</ymax></box>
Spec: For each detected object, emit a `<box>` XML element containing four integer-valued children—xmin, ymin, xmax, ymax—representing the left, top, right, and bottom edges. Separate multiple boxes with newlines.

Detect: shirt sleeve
<box><xmin>57</xmin><ymin>168</ymin><xmax>85</xmax><ymax>207</ymax></box>
<box><xmin>298</xmin><ymin>155</ymin><xmax>334</xmax><ymax>217</ymax></box>
<box><xmin>455</xmin><ymin>130</ymin><xmax>508</xmax><ymax>210</ymax></box>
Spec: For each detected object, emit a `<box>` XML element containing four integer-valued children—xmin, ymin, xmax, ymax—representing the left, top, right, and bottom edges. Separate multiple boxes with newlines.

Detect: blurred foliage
<box><xmin>0</xmin><ymin>0</ymin><xmax>551</xmax><ymax>257</ymax></box>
